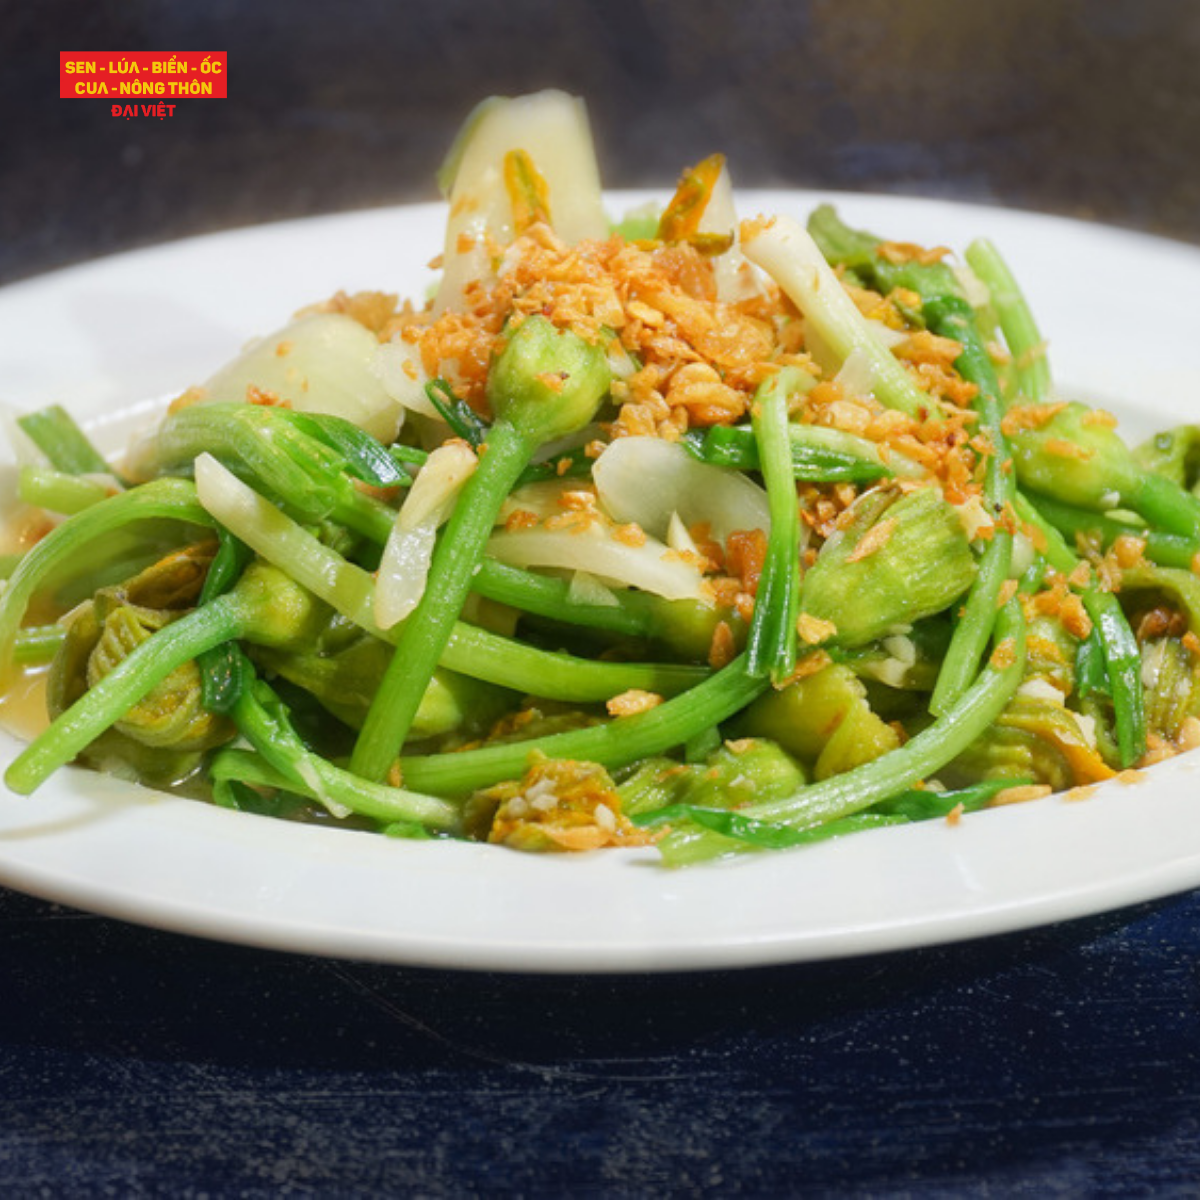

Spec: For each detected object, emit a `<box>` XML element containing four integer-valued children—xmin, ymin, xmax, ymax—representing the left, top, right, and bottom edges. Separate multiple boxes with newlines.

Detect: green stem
<box><xmin>746</xmin><ymin>369</ymin><xmax>802</xmax><ymax>681</ymax></box>
<box><xmin>227</xmin><ymin>678</ymin><xmax>460</xmax><ymax>831</ymax></box>
<box><xmin>1126</xmin><ymin>472</ymin><xmax>1200</xmax><ymax>541</ymax></box>
<box><xmin>964</xmin><ymin>238</ymin><xmax>1050</xmax><ymax>404</ymax></box>
<box><xmin>923</xmin><ymin>294</ymin><xmax>1017</xmax><ymax>717</ymax></box>
<box><xmin>352</xmin><ymin>421</ymin><xmax>533</xmax><ymax>779</ymax></box>
<box><xmin>923</xmin><ymin>295</ymin><xmax>1014</xmax><ymax>504</ymax></box>
<box><xmin>17</xmin><ymin>405</ymin><xmax>119</xmax><ymax>479</ymax></box>
<box><xmin>5</xmin><ymin>595</ymin><xmax>246</xmax><ymax>795</ymax></box>
<box><xmin>635</xmin><ymin>805</ymin><xmax>908</xmax><ymax>849</ymax></box>
<box><xmin>13</xmin><ymin>625</ymin><xmax>66</xmax><ymax>666</ymax></box>
<box><xmin>929</xmin><ymin>531</ymin><xmax>1012</xmax><ymax>717</ymax></box>
<box><xmin>689</xmin><ymin>422</ymin><xmax>919</xmax><ymax>482</ymax></box>
<box><xmin>0</xmin><ymin>478</ymin><xmax>213</xmax><ymax>683</ymax></box>
<box><xmin>1027</xmin><ymin>492</ymin><xmax>1198</xmax><ymax>571</ymax></box>
<box><xmin>469</xmin><ymin>559</ymin><xmax>658</xmax><ymax>637</ymax></box>
<box><xmin>18</xmin><ymin>468</ymin><xmax>113</xmax><ymax>515</ymax></box>
<box><xmin>659</xmin><ymin>602</ymin><xmax>1027</xmax><ymax>865</ymax></box>
<box><xmin>400</xmin><ymin>655</ymin><xmax>768</xmax><ymax>795</ymax></box>
<box><xmin>133</xmin><ymin>403</ymin><xmax>399</xmax><ymax>542</ymax></box>
<box><xmin>1083</xmin><ymin>589</ymin><xmax>1146</xmax><ymax>768</ymax></box>
<box><xmin>1015</xmin><ymin>493</ymin><xmax>1146</xmax><ymax>766</ymax></box>
<box><xmin>440</xmin><ymin>623</ymin><xmax>704</xmax><ymax>701</ymax></box>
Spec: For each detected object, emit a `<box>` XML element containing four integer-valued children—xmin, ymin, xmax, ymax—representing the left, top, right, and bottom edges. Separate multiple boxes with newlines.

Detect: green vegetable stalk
<box><xmin>18</xmin><ymin>468</ymin><xmax>113</xmax><ymax>516</ymax></box>
<box><xmin>963</xmin><ymin>238</ymin><xmax>1050</xmax><ymax>405</ymax></box>
<box><xmin>1014</xmin><ymin>494</ymin><xmax>1146</xmax><ymax>767</ymax></box>
<box><xmin>1026</xmin><ymin>493</ymin><xmax>1199</xmax><ymax>572</ymax></box>
<box><xmin>5</xmin><ymin>562</ymin><xmax>330</xmax><ymax>794</ymax></box>
<box><xmin>17</xmin><ymin>404</ymin><xmax>121</xmax><ymax>481</ymax></box>
<box><xmin>0</xmin><ymin>478</ymin><xmax>214</xmax><ymax>686</ymax></box>
<box><xmin>399</xmin><ymin>655</ymin><xmax>768</xmax><ymax>796</ymax></box>
<box><xmin>656</xmin><ymin>598</ymin><xmax>1028</xmax><ymax>866</ymax></box>
<box><xmin>350</xmin><ymin>315</ymin><xmax>612</xmax><ymax>780</ymax></box>
<box><xmin>806</xmin><ymin>205</ymin><xmax>1017</xmax><ymax>714</ymax></box>
<box><xmin>686</xmin><ymin>420</ymin><xmax>916</xmax><ymax>484</ymax></box>
<box><xmin>1007</xmin><ymin>402</ymin><xmax>1200</xmax><ymax>540</ymax></box>
<box><xmin>217</xmin><ymin>671</ymin><xmax>461</xmax><ymax>832</ymax></box>
<box><xmin>128</xmin><ymin>402</ymin><xmax>405</xmax><ymax>541</ymax></box>
<box><xmin>192</xmin><ymin>453</ymin><xmax>710</xmax><ymax>702</ymax></box>
<box><xmin>745</xmin><ymin>367</ymin><xmax>803</xmax><ymax>680</ymax></box>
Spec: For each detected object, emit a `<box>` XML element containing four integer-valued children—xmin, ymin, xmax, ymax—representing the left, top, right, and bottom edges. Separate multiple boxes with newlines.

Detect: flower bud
<box><xmin>1007</xmin><ymin>401</ymin><xmax>1136</xmax><ymax>508</ymax></box>
<box><xmin>486</xmin><ymin>315</ymin><xmax>611</xmax><ymax>446</ymax></box>
<box><xmin>799</xmin><ymin>486</ymin><xmax>976</xmax><ymax>647</ymax></box>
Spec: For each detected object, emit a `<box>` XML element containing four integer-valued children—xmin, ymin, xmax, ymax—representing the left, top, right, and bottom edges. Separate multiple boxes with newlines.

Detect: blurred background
<box><xmin>3</xmin><ymin>1</ymin><xmax>1200</xmax><ymax>282</ymax></box>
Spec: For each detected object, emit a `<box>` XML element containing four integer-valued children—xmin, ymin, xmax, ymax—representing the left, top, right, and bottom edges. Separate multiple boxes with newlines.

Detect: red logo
<box><xmin>60</xmin><ymin>52</ymin><xmax>227</xmax><ymax>100</ymax></box>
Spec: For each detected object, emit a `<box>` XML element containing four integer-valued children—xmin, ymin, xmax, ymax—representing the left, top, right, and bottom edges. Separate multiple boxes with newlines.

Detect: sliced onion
<box><xmin>487</xmin><ymin>525</ymin><xmax>704</xmax><ymax>600</ymax></box>
<box><xmin>375</xmin><ymin>441</ymin><xmax>477</xmax><ymax>629</ymax></box>
<box><xmin>567</xmin><ymin>571</ymin><xmax>620</xmax><ymax>608</ymax></box>
<box><xmin>666</xmin><ymin>511</ymin><xmax>700</xmax><ymax>556</ymax></box>
<box><xmin>499</xmin><ymin>479</ymin><xmax>592</xmax><ymax>525</ymax></box>
<box><xmin>375</xmin><ymin>524</ymin><xmax>439</xmax><ymax>631</ymax></box>
<box><xmin>434</xmin><ymin>91</ymin><xmax>608</xmax><ymax>314</ymax></box>
<box><xmin>203</xmin><ymin>313</ymin><xmax>405</xmax><ymax>442</ymax></box>
<box><xmin>374</xmin><ymin>335</ymin><xmax>440</xmax><ymax>419</ymax></box>
<box><xmin>593</xmin><ymin>436</ymin><xmax>769</xmax><ymax>543</ymax></box>
<box><xmin>699</xmin><ymin>162</ymin><xmax>766</xmax><ymax>303</ymax></box>
<box><xmin>834</xmin><ymin>345</ymin><xmax>880</xmax><ymax>400</ymax></box>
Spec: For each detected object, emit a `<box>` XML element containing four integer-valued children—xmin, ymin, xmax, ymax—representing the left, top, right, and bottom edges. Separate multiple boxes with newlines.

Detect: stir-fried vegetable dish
<box><xmin>4</xmin><ymin>90</ymin><xmax>1200</xmax><ymax>866</ymax></box>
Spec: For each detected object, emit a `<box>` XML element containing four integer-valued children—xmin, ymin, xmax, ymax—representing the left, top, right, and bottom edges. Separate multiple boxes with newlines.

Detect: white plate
<box><xmin>2</xmin><ymin>192</ymin><xmax>1200</xmax><ymax>973</ymax></box>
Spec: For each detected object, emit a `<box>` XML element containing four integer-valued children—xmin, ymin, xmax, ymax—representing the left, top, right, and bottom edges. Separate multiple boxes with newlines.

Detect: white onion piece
<box><xmin>194</xmin><ymin>453</ymin><xmax>376</xmax><ymax>629</ymax></box>
<box><xmin>666</xmin><ymin>511</ymin><xmax>700</xmax><ymax>556</ymax></box>
<box><xmin>498</xmin><ymin>479</ymin><xmax>590</xmax><ymax>524</ymax></box>
<box><xmin>593</xmin><ymin>436</ymin><xmax>769</xmax><ymax>543</ymax></box>
<box><xmin>375</xmin><ymin>524</ymin><xmax>438</xmax><ymax>631</ymax></box>
<box><xmin>699</xmin><ymin>163</ymin><xmax>765</xmax><ymax>303</ymax></box>
<box><xmin>567</xmin><ymin>571</ymin><xmax>620</xmax><ymax>608</ymax></box>
<box><xmin>741</xmin><ymin>214</ymin><xmax>927</xmax><ymax>416</ymax></box>
<box><xmin>607</xmin><ymin>341</ymin><xmax>638</xmax><ymax>380</ymax></box>
<box><xmin>834</xmin><ymin>345</ymin><xmax>879</xmax><ymax>400</ymax></box>
<box><xmin>1018</xmin><ymin>677</ymin><xmax>1067</xmax><ymax>705</ymax></box>
<box><xmin>1075</xmin><ymin>712</ymin><xmax>1099</xmax><ymax>750</ymax></box>
<box><xmin>487</xmin><ymin>525</ymin><xmax>704</xmax><ymax>601</ymax></box>
<box><xmin>203</xmin><ymin>313</ymin><xmax>405</xmax><ymax>443</ymax></box>
<box><xmin>401</xmin><ymin>441</ymin><xmax>478</xmax><ymax>527</ymax></box>
<box><xmin>374</xmin><ymin>336</ymin><xmax>439</xmax><ymax>419</ymax></box>
<box><xmin>867</xmin><ymin>319</ymin><xmax>909</xmax><ymax>349</ymax></box>
<box><xmin>882</xmin><ymin>634</ymin><xmax>917</xmax><ymax>667</ymax></box>
<box><xmin>375</xmin><ymin>442</ymin><xmax>477</xmax><ymax>629</ymax></box>
<box><xmin>434</xmin><ymin>91</ymin><xmax>608</xmax><ymax>314</ymax></box>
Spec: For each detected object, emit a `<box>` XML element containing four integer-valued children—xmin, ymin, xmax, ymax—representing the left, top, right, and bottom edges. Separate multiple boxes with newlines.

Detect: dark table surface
<box><xmin>1</xmin><ymin>886</ymin><xmax>1198</xmax><ymax>1195</ymax></box>
<box><xmin>4</xmin><ymin>2</ymin><xmax>1200</xmax><ymax>1194</ymax></box>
